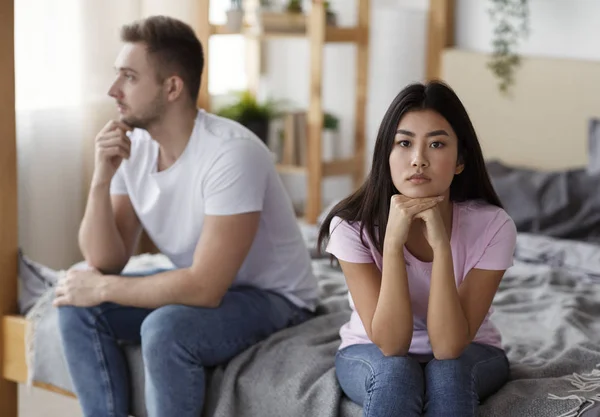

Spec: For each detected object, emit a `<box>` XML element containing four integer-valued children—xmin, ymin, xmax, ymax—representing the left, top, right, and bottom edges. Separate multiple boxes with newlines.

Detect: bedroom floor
<box><xmin>19</xmin><ymin>385</ymin><xmax>82</xmax><ymax>417</ymax></box>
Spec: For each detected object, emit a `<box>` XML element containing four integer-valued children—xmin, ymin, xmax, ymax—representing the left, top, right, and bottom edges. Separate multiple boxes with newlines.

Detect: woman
<box><xmin>318</xmin><ymin>81</ymin><xmax>516</xmax><ymax>417</ymax></box>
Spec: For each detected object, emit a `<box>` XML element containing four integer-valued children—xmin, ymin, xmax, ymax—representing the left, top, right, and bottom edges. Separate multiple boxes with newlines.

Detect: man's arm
<box><xmin>97</xmin><ymin>211</ymin><xmax>260</xmax><ymax>309</ymax></box>
<box><xmin>57</xmin><ymin>139</ymin><xmax>267</xmax><ymax>309</ymax></box>
<box><xmin>79</xmin><ymin>119</ymin><xmax>140</xmax><ymax>273</ymax></box>
<box><xmin>79</xmin><ymin>188</ymin><xmax>142</xmax><ymax>274</ymax></box>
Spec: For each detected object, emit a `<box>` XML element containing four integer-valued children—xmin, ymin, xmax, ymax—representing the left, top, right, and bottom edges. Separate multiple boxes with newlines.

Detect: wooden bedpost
<box><xmin>426</xmin><ymin>0</ymin><xmax>455</xmax><ymax>80</ymax></box>
<box><xmin>0</xmin><ymin>0</ymin><xmax>19</xmax><ymax>415</ymax></box>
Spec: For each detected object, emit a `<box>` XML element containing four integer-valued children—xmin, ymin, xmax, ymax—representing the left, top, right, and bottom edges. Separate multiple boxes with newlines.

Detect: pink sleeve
<box><xmin>325</xmin><ymin>217</ymin><xmax>374</xmax><ymax>263</ymax></box>
<box><xmin>474</xmin><ymin>212</ymin><xmax>517</xmax><ymax>270</ymax></box>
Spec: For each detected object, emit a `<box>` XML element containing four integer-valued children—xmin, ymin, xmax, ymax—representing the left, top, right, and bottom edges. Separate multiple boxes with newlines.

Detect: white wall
<box><xmin>455</xmin><ymin>0</ymin><xmax>600</xmax><ymax>62</ymax></box>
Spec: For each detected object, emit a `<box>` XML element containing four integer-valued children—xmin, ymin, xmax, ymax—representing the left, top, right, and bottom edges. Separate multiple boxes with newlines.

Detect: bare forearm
<box><xmin>79</xmin><ymin>184</ymin><xmax>127</xmax><ymax>272</ymax></box>
<box><xmin>100</xmin><ymin>268</ymin><xmax>218</xmax><ymax>309</ymax></box>
<box><xmin>371</xmin><ymin>245</ymin><xmax>414</xmax><ymax>356</ymax></box>
<box><xmin>427</xmin><ymin>243</ymin><xmax>468</xmax><ymax>359</ymax></box>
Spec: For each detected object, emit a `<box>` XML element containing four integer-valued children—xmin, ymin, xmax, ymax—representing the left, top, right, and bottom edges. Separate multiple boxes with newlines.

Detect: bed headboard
<box><xmin>441</xmin><ymin>48</ymin><xmax>600</xmax><ymax>171</ymax></box>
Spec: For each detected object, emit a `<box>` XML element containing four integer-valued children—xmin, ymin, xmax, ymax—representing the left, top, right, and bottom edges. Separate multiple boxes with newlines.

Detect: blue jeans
<box><xmin>335</xmin><ymin>342</ymin><xmax>509</xmax><ymax>417</ymax></box>
<box><xmin>58</xmin><ymin>279</ymin><xmax>312</xmax><ymax>417</ymax></box>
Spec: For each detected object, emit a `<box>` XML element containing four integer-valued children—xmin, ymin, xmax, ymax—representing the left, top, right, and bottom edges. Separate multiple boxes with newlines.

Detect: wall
<box><xmin>455</xmin><ymin>0</ymin><xmax>600</xmax><ymax>62</ymax></box>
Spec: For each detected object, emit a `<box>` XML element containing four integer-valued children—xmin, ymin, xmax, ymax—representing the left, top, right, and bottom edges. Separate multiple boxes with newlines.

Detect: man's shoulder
<box><xmin>198</xmin><ymin>112</ymin><xmax>273</xmax><ymax>161</ymax></box>
<box><xmin>201</xmin><ymin>111</ymin><xmax>260</xmax><ymax>143</ymax></box>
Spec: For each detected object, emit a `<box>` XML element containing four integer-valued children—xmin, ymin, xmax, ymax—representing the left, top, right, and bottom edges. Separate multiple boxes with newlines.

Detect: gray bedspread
<box><xmin>24</xmin><ymin>233</ymin><xmax>600</xmax><ymax>417</ymax></box>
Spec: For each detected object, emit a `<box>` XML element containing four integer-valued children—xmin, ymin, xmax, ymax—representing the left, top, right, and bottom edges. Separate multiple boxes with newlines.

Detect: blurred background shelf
<box><xmin>197</xmin><ymin>0</ymin><xmax>370</xmax><ymax>224</ymax></box>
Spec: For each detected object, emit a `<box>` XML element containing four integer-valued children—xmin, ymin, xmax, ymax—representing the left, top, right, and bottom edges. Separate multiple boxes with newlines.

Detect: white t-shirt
<box><xmin>110</xmin><ymin>110</ymin><xmax>318</xmax><ymax>310</ymax></box>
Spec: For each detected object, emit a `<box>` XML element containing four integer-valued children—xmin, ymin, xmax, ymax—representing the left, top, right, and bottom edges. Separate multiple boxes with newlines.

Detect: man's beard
<box><xmin>121</xmin><ymin>93</ymin><xmax>166</xmax><ymax>130</ymax></box>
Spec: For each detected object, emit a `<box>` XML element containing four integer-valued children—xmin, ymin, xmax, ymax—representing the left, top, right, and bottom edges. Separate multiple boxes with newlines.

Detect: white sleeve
<box><xmin>109</xmin><ymin>165</ymin><xmax>128</xmax><ymax>195</ymax></box>
<box><xmin>203</xmin><ymin>141</ymin><xmax>270</xmax><ymax>216</ymax></box>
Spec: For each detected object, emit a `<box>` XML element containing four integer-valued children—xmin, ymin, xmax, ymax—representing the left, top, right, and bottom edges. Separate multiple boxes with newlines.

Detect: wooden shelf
<box><xmin>325</xmin><ymin>27</ymin><xmax>362</xmax><ymax>43</ymax></box>
<box><xmin>323</xmin><ymin>157</ymin><xmax>358</xmax><ymax>177</ymax></box>
<box><xmin>209</xmin><ymin>24</ymin><xmax>361</xmax><ymax>43</ymax></box>
<box><xmin>276</xmin><ymin>164</ymin><xmax>307</xmax><ymax>174</ymax></box>
<box><xmin>200</xmin><ymin>0</ymin><xmax>370</xmax><ymax>224</ymax></box>
<box><xmin>277</xmin><ymin>157</ymin><xmax>358</xmax><ymax>177</ymax></box>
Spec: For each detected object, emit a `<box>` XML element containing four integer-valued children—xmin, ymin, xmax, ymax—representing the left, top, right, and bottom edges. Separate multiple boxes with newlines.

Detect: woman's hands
<box><xmin>415</xmin><ymin>204</ymin><xmax>450</xmax><ymax>251</ymax></box>
<box><xmin>385</xmin><ymin>194</ymin><xmax>445</xmax><ymax>251</ymax></box>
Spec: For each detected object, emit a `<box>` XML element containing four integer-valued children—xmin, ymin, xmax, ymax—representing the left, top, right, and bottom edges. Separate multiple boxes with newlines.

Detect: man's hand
<box><xmin>53</xmin><ymin>268</ymin><xmax>108</xmax><ymax>308</ymax></box>
<box><xmin>415</xmin><ymin>204</ymin><xmax>449</xmax><ymax>250</ymax></box>
<box><xmin>92</xmin><ymin>120</ymin><xmax>133</xmax><ymax>187</ymax></box>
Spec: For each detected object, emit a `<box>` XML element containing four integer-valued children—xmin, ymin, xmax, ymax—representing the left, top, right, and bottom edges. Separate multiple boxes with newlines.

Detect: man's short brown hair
<box><xmin>121</xmin><ymin>16</ymin><xmax>204</xmax><ymax>105</ymax></box>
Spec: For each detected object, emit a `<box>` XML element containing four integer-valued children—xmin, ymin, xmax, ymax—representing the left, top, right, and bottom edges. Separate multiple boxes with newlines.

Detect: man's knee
<box><xmin>57</xmin><ymin>305</ymin><xmax>93</xmax><ymax>336</ymax></box>
<box><xmin>140</xmin><ymin>305</ymin><xmax>186</xmax><ymax>359</ymax></box>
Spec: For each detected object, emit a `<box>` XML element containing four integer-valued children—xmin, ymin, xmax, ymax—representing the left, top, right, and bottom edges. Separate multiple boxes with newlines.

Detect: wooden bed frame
<box><xmin>0</xmin><ymin>1</ymin><xmax>455</xmax><ymax>415</ymax></box>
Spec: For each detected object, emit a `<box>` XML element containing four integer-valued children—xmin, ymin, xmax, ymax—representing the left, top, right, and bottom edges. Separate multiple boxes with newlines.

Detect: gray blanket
<box><xmin>487</xmin><ymin>161</ymin><xmax>600</xmax><ymax>243</ymax></box>
<box><xmin>24</xmin><ymin>234</ymin><xmax>600</xmax><ymax>417</ymax></box>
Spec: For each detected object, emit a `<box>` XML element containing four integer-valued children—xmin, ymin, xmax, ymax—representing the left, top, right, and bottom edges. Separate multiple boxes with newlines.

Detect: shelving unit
<box><xmin>196</xmin><ymin>0</ymin><xmax>370</xmax><ymax>224</ymax></box>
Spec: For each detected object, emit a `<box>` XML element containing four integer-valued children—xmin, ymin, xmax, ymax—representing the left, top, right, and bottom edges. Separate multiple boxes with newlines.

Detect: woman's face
<box><xmin>388</xmin><ymin>109</ymin><xmax>464</xmax><ymax>199</ymax></box>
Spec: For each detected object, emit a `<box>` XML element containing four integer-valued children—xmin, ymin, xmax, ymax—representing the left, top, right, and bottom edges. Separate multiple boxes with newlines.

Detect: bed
<box><xmin>3</xmin><ymin>1</ymin><xmax>600</xmax><ymax>416</ymax></box>
<box><xmin>11</xmin><ymin>231</ymin><xmax>600</xmax><ymax>417</ymax></box>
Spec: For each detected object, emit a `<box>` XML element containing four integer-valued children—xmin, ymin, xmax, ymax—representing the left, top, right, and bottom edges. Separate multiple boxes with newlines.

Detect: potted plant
<box><xmin>216</xmin><ymin>90</ymin><xmax>282</xmax><ymax>144</ymax></box>
<box><xmin>286</xmin><ymin>0</ymin><xmax>302</xmax><ymax>14</ymax></box>
<box><xmin>487</xmin><ymin>0</ymin><xmax>530</xmax><ymax>93</ymax></box>
<box><xmin>322</xmin><ymin>112</ymin><xmax>339</xmax><ymax>161</ymax></box>
<box><xmin>226</xmin><ymin>0</ymin><xmax>244</xmax><ymax>32</ymax></box>
<box><xmin>324</xmin><ymin>1</ymin><xmax>337</xmax><ymax>26</ymax></box>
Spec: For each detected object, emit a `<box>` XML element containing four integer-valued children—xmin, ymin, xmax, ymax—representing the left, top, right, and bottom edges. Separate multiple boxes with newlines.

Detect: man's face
<box><xmin>108</xmin><ymin>43</ymin><xmax>166</xmax><ymax>129</ymax></box>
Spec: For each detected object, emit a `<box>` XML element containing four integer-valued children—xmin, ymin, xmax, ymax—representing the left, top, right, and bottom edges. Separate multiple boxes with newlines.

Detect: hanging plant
<box><xmin>487</xmin><ymin>0</ymin><xmax>530</xmax><ymax>93</ymax></box>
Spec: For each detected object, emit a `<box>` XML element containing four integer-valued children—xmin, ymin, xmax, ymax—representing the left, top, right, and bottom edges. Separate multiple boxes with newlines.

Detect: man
<box><xmin>56</xmin><ymin>15</ymin><xmax>317</xmax><ymax>417</ymax></box>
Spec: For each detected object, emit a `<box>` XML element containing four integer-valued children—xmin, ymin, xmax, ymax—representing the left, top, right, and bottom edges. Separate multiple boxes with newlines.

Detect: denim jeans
<box><xmin>58</xmin><ymin>274</ymin><xmax>312</xmax><ymax>417</ymax></box>
<box><xmin>335</xmin><ymin>342</ymin><xmax>509</xmax><ymax>417</ymax></box>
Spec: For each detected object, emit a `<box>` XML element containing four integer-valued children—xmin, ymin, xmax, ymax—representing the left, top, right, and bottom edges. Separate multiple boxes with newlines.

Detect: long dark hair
<box><xmin>317</xmin><ymin>81</ymin><xmax>503</xmax><ymax>255</ymax></box>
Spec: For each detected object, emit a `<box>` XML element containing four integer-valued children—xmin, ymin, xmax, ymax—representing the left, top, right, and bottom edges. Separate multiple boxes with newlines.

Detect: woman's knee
<box><xmin>424</xmin><ymin>355</ymin><xmax>481</xmax><ymax>408</ymax></box>
<box><xmin>371</xmin><ymin>354</ymin><xmax>422</xmax><ymax>379</ymax></box>
<box><xmin>425</xmin><ymin>345</ymin><xmax>509</xmax><ymax>395</ymax></box>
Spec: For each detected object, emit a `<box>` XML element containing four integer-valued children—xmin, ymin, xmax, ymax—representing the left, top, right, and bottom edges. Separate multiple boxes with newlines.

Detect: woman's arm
<box><xmin>427</xmin><ymin>249</ymin><xmax>505</xmax><ymax>359</ymax></box>
<box><xmin>426</xmin><ymin>243</ymin><xmax>468</xmax><ymax>359</ymax></box>
<box><xmin>420</xmin><ymin>206</ymin><xmax>507</xmax><ymax>359</ymax></box>
<box><xmin>339</xmin><ymin>249</ymin><xmax>413</xmax><ymax>357</ymax></box>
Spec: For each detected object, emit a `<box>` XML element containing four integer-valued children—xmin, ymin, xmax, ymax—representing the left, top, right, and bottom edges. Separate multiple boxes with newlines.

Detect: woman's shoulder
<box><xmin>326</xmin><ymin>217</ymin><xmax>376</xmax><ymax>263</ymax></box>
<box><xmin>455</xmin><ymin>200</ymin><xmax>516</xmax><ymax>239</ymax></box>
<box><xmin>329</xmin><ymin>216</ymin><xmax>363</xmax><ymax>238</ymax></box>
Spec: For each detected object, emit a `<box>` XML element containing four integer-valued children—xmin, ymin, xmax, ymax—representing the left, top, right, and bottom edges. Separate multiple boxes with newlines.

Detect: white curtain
<box><xmin>15</xmin><ymin>0</ymin><xmax>244</xmax><ymax>269</ymax></box>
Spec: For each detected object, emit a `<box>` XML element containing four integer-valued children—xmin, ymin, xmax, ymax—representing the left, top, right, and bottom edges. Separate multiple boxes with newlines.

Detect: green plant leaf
<box><xmin>487</xmin><ymin>0</ymin><xmax>529</xmax><ymax>94</ymax></box>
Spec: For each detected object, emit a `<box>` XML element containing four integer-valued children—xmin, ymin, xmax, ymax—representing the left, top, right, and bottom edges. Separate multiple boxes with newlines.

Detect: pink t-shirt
<box><xmin>326</xmin><ymin>200</ymin><xmax>517</xmax><ymax>354</ymax></box>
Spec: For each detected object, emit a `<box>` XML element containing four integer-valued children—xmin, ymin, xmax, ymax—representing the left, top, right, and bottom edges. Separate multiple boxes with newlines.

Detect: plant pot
<box><xmin>322</xmin><ymin>129</ymin><xmax>338</xmax><ymax>161</ymax></box>
<box><xmin>326</xmin><ymin>12</ymin><xmax>337</xmax><ymax>26</ymax></box>
<box><xmin>256</xmin><ymin>11</ymin><xmax>306</xmax><ymax>33</ymax></box>
<box><xmin>243</xmin><ymin>119</ymin><xmax>270</xmax><ymax>145</ymax></box>
<box><xmin>226</xmin><ymin>9</ymin><xmax>244</xmax><ymax>32</ymax></box>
